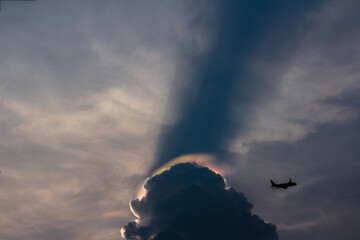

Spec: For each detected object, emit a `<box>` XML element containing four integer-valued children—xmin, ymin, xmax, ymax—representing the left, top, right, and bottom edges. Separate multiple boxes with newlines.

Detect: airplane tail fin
<box><xmin>270</xmin><ymin>180</ymin><xmax>276</xmax><ymax>187</ymax></box>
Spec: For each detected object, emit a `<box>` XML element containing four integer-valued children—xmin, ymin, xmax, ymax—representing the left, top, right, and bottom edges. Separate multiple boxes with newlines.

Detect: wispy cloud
<box><xmin>231</xmin><ymin>0</ymin><xmax>360</xmax><ymax>153</ymax></box>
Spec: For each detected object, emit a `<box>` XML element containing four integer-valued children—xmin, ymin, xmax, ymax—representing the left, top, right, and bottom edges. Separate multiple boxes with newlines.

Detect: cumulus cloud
<box><xmin>122</xmin><ymin>163</ymin><xmax>278</xmax><ymax>240</ymax></box>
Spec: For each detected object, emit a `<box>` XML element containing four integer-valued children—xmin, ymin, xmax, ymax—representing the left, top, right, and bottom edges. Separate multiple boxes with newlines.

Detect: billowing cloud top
<box><xmin>122</xmin><ymin>162</ymin><xmax>278</xmax><ymax>240</ymax></box>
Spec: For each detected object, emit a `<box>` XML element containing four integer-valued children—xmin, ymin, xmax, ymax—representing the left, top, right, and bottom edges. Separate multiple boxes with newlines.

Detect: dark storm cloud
<box><xmin>154</xmin><ymin>0</ymin><xmax>324</xmax><ymax>169</ymax></box>
<box><xmin>122</xmin><ymin>163</ymin><xmax>278</xmax><ymax>240</ymax></box>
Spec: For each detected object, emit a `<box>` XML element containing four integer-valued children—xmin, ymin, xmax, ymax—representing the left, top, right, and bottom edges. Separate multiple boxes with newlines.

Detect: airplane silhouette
<box><xmin>270</xmin><ymin>178</ymin><xmax>297</xmax><ymax>189</ymax></box>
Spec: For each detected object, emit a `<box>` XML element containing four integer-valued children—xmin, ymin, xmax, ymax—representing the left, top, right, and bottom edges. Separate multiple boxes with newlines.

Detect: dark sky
<box><xmin>154</xmin><ymin>0</ymin><xmax>325</xmax><ymax>169</ymax></box>
<box><xmin>0</xmin><ymin>0</ymin><xmax>359</xmax><ymax>240</ymax></box>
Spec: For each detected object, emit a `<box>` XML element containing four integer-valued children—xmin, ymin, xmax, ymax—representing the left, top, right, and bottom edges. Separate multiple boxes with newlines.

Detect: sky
<box><xmin>0</xmin><ymin>0</ymin><xmax>359</xmax><ymax>239</ymax></box>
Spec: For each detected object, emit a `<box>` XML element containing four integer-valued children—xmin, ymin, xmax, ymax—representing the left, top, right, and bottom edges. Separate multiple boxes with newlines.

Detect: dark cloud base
<box><xmin>122</xmin><ymin>163</ymin><xmax>278</xmax><ymax>240</ymax></box>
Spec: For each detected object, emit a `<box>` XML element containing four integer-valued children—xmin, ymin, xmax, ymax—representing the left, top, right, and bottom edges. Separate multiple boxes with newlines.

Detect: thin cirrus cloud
<box><xmin>154</xmin><ymin>0</ymin><xmax>325</xmax><ymax>170</ymax></box>
<box><xmin>231</xmin><ymin>0</ymin><xmax>360</xmax><ymax>153</ymax></box>
<box><xmin>0</xmin><ymin>1</ymin><xmax>190</xmax><ymax>240</ymax></box>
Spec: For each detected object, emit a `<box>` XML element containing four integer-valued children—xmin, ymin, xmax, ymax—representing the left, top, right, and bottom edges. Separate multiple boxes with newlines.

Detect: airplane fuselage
<box><xmin>270</xmin><ymin>179</ymin><xmax>297</xmax><ymax>189</ymax></box>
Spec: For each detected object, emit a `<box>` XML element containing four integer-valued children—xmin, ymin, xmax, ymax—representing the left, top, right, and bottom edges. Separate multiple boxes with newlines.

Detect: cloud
<box><xmin>122</xmin><ymin>162</ymin><xmax>278</xmax><ymax>240</ymax></box>
<box><xmin>154</xmin><ymin>0</ymin><xmax>325</xmax><ymax>169</ymax></box>
<box><xmin>0</xmin><ymin>1</ymin><xmax>192</xmax><ymax>239</ymax></box>
<box><xmin>227</xmin><ymin>116</ymin><xmax>360</xmax><ymax>240</ymax></box>
<box><xmin>231</xmin><ymin>0</ymin><xmax>360</xmax><ymax>153</ymax></box>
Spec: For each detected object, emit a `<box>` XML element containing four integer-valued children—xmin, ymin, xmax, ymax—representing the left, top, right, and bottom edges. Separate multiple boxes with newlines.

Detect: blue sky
<box><xmin>0</xmin><ymin>1</ymin><xmax>359</xmax><ymax>239</ymax></box>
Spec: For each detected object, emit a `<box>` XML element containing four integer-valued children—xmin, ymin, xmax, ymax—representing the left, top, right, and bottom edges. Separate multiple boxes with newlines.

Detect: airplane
<box><xmin>270</xmin><ymin>178</ymin><xmax>297</xmax><ymax>189</ymax></box>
